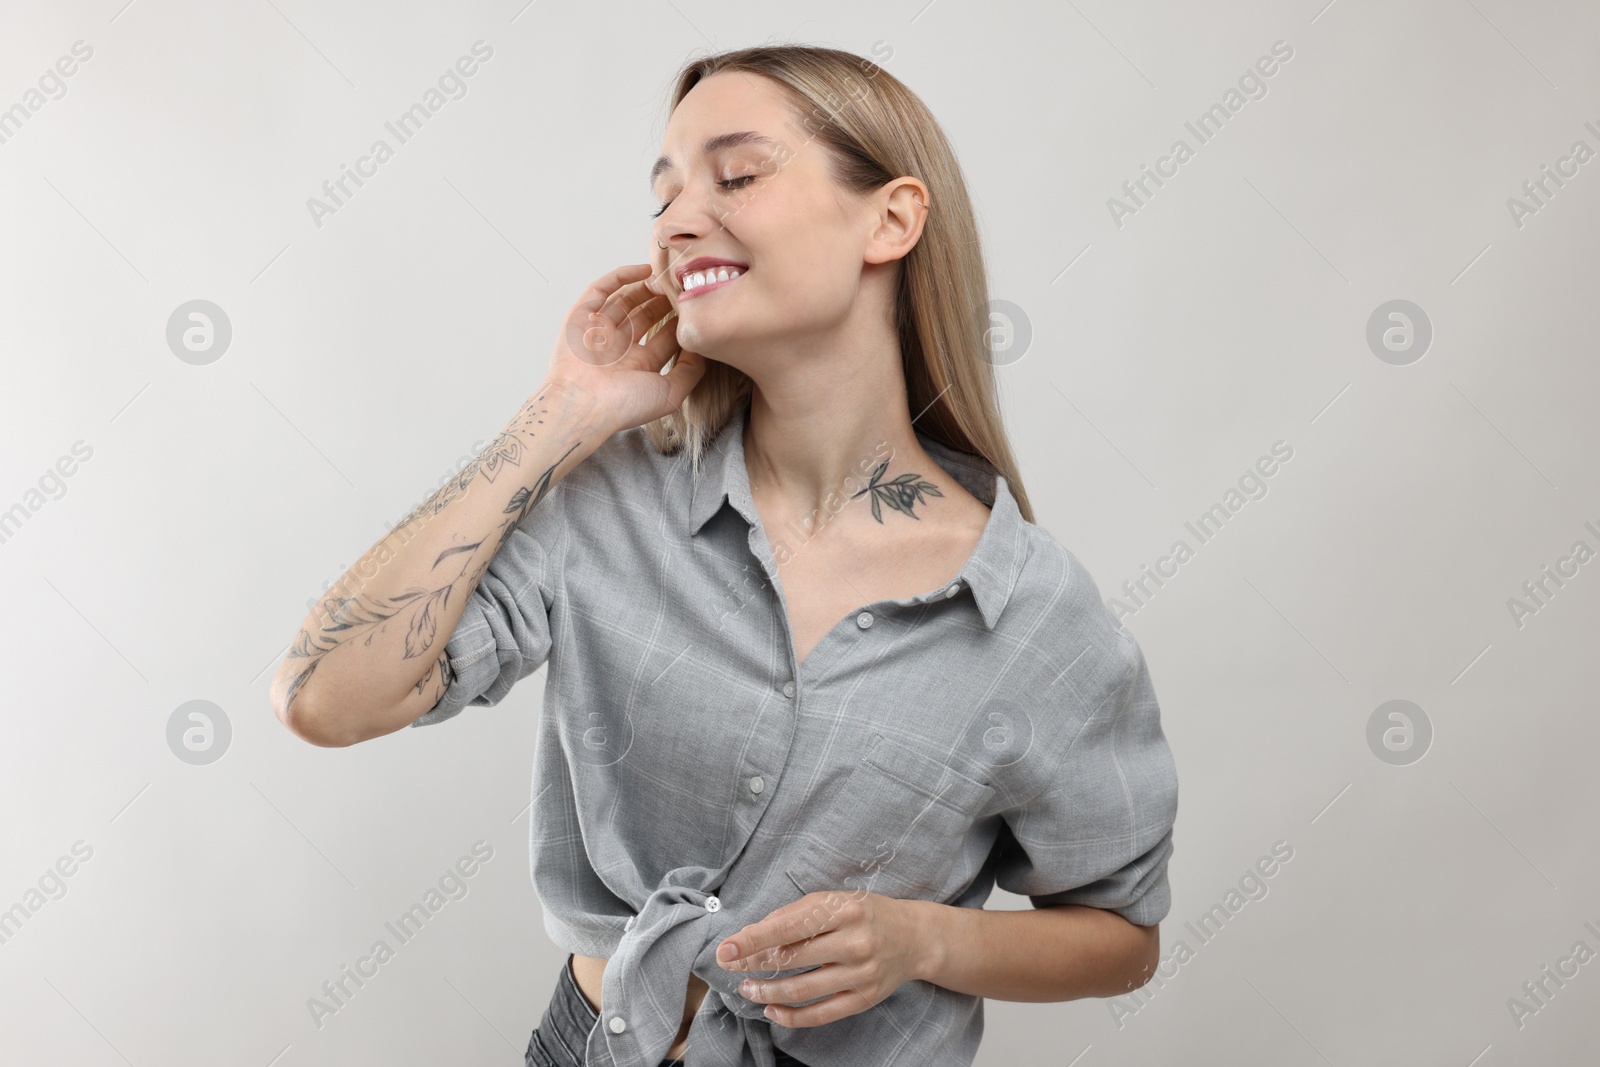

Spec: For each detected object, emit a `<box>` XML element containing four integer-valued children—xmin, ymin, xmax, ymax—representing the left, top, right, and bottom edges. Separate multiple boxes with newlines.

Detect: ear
<box><xmin>864</xmin><ymin>178</ymin><xmax>932</xmax><ymax>266</ymax></box>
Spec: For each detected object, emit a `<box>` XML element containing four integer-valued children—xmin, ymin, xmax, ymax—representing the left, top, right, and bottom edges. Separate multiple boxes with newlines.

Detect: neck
<box><xmin>741</xmin><ymin>378</ymin><xmax>931</xmax><ymax>534</ymax></box>
<box><xmin>720</xmin><ymin>270</ymin><xmax>946</xmax><ymax>532</ymax></box>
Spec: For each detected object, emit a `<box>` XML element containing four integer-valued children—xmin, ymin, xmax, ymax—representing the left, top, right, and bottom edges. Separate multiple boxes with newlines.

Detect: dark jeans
<box><xmin>525</xmin><ymin>954</ymin><xmax>812</xmax><ymax>1067</ymax></box>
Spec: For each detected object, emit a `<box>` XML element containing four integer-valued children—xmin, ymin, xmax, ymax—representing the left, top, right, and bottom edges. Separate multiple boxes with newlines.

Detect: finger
<box><xmin>637</xmin><ymin>303</ymin><xmax>675</xmax><ymax>348</ymax></box>
<box><xmin>743</xmin><ymin>947</ymin><xmax>879</xmax><ymax>1023</ymax></box>
<box><xmin>723</xmin><ymin>894</ymin><xmax>842</xmax><ymax>974</ymax></box>
<box><xmin>603</xmin><ymin>260</ymin><xmax>682</xmax><ymax>324</ymax></box>
<box><xmin>574</xmin><ymin>263</ymin><xmax>654</xmax><ymax>319</ymax></box>
<box><xmin>643</xmin><ymin>259</ymin><xmax>679</xmax><ymax>301</ymax></box>
<box><xmin>762</xmin><ymin>987</ymin><xmax>868</xmax><ymax>1030</ymax></box>
<box><xmin>634</xmin><ymin>316</ymin><xmax>682</xmax><ymax>373</ymax></box>
<box><xmin>565</xmin><ymin>272</ymin><xmax>664</xmax><ymax>365</ymax></box>
<box><xmin>601</xmin><ymin>292</ymin><xmax>672</xmax><ymax>358</ymax></box>
<box><xmin>657</xmin><ymin>349</ymin><xmax>707</xmax><ymax>409</ymax></box>
<box><xmin>735</xmin><ymin>938</ymin><xmax>842</xmax><ymax>1002</ymax></box>
<box><xmin>593</xmin><ymin>275</ymin><xmax>666</xmax><ymax>331</ymax></box>
<box><xmin>621</xmin><ymin>291</ymin><xmax>673</xmax><ymax>341</ymax></box>
<box><xmin>752</xmin><ymin>947</ymin><xmax>886</xmax><ymax>1031</ymax></box>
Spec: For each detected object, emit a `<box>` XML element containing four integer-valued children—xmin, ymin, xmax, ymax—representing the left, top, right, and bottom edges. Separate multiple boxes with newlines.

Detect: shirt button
<box><xmin>782</xmin><ymin>681</ymin><xmax>795</xmax><ymax>699</ymax></box>
<box><xmin>856</xmin><ymin>611</ymin><xmax>874</xmax><ymax>629</ymax></box>
<box><xmin>609</xmin><ymin>1016</ymin><xmax>627</xmax><ymax>1034</ymax></box>
<box><xmin>945</xmin><ymin>582</ymin><xmax>961</xmax><ymax>598</ymax></box>
<box><xmin>705</xmin><ymin>895</ymin><xmax>722</xmax><ymax>912</ymax></box>
<box><xmin>749</xmin><ymin>775</ymin><xmax>764</xmax><ymax>794</ymax></box>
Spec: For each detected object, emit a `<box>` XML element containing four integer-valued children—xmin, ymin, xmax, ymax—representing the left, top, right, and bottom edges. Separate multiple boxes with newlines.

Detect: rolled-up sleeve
<box><xmin>408</xmin><ymin>480</ymin><xmax>568</xmax><ymax>728</ymax></box>
<box><xmin>993</xmin><ymin>627</ymin><xmax>1179</xmax><ymax>926</ymax></box>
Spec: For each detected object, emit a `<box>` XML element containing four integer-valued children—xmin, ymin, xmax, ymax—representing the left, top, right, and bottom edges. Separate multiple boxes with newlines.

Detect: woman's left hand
<box><xmin>715</xmin><ymin>889</ymin><xmax>933</xmax><ymax>1027</ymax></box>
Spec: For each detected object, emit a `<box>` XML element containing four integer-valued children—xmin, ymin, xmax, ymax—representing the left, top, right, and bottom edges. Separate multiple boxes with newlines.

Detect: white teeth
<box><xmin>682</xmin><ymin>266</ymin><xmax>744</xmax><ymax>291</ymax></box>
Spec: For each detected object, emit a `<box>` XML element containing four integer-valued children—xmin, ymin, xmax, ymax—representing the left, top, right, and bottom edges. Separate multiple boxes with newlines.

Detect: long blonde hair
<box><xmin>641</xmin><ymin>44</ymin><xmax>1035</xmax><ymax>524</ymax></box>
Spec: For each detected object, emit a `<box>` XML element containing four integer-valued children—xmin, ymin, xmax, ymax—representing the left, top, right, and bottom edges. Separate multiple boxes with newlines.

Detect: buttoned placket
<box><xmin>737</xmin><ymin>478</ymin><xmax>976</xmax><ymax>686</ymax></box>
<box><xmin>773</xmin><ymin>579</ymin><xmax>973</xmax><ymax>684</ymax></box>
<box><xmin>713</xmin><ymin>526</ymin><xmax>797</xmax><ymax>921</ymax></box>
<box><xmin>585</xmin><ymin>505</ymin><xmax>814</xmax><ymax>1067</ymax></box>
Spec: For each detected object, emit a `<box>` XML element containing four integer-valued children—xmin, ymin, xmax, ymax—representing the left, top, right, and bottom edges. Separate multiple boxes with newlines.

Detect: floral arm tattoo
<box><xmin>280</xmin><ymin>395</ymin><xmax>582</xmax><ymax>717</ymax></box>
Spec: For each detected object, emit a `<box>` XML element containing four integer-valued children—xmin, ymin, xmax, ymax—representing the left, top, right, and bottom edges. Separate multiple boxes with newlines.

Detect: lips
<box><xmin>679</xmin><ymin>270</ymin><xmax>743</xmax><ymax>301</ymax></box>
<box><xmin>674</xmin><ymin>257</ymin><xmax>749</xmax><ymax>291</ymax></box>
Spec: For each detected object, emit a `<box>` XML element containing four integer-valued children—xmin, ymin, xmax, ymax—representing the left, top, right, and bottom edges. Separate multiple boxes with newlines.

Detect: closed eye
<box><xmin>651</xmin><ymin>175</ymin><xmax>758</xmax><ymax>219</ymax></box>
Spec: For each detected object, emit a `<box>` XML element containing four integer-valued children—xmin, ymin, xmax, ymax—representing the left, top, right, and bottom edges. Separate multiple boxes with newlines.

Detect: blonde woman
<box><xmin>273</xmin><ymin>44</ymin><xmax>1179</xmax><ymax>1067</ymax></box>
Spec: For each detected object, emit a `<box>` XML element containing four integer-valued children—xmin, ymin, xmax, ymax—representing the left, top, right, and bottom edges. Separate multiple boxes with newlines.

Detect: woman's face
<box><xmin>649</xmin><ymin>71</ymin><xmax>880</xmax><ymax>365</ymax></box>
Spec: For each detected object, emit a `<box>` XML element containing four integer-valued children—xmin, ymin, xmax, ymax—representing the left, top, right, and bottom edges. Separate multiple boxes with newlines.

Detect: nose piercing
<box><xmin>657</xmin><ymin>240</ymin><xmax>666</xmax><ymax>249</ymax></box>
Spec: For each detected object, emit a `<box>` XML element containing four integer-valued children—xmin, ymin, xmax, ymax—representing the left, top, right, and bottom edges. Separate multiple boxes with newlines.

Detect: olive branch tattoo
<box><xmin>851</xmin><ymin>460</ymin><xmax>944</xmax><ymax>523</ymax></box>
<box><xmin>279</xmin><ymin>397</ymin><xmax>581</xmax><ymax>716</ymax></box>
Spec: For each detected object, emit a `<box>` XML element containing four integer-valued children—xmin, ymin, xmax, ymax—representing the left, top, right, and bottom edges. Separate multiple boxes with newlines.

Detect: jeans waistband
<box><xmin>527</xmin><ymin>954</ymin><xmax>687</xmax><ymax>1067</ymax></box>
<box><xmin>531</xmin><ymin>954</ymin><xmax>813</xmax><ymax>1067</ymax></box>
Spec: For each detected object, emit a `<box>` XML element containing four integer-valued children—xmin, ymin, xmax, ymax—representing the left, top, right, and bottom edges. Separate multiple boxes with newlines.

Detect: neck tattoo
<box><xmin>852</xmin><ymin>460</ymin><xmax>944</xmax><ymax>523</ymax></box>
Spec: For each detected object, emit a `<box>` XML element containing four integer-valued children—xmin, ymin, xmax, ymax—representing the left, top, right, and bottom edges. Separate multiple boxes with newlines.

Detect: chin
<box><xmin>674</xmin><ymin>317</ymin><xmax>741</xmax><ymax>357</ymax></box>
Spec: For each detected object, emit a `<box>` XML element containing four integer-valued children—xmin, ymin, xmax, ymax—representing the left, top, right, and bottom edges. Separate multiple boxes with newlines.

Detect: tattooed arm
<box><xmin>270</xmin><ymin>258</ymin><xmax>709</xmax><ymax>746</ymax></box>
<box><xmin>269</xmin><ymin>380</ymin><xmax>611</xmax><ymax>747</ymax></box>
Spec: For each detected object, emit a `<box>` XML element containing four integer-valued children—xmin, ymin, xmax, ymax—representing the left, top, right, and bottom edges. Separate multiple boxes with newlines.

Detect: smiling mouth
<box><xmin>678</xmin><ymin>266</ymin><xmax>745</xmax><ymax>300</ymax></box>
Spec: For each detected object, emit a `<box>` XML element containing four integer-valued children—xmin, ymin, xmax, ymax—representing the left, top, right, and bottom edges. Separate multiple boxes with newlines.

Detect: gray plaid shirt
<box><xmin>412</xmin><ymin>396</ymin><xmax>1179</xmax><ymax>1067</ymax></box>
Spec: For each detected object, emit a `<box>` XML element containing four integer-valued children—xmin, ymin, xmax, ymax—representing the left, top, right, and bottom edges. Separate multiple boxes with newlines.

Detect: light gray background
<box><xmin>1</xmin><ymin>1</ymin><xmax>1595</xmax><ymax>1064</ymax></box>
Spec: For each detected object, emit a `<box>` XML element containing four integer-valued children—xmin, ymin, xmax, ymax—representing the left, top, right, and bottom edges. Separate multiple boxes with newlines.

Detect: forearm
<box><xmin>908</xmin><ymin>899</ymin><xmax>1159</xmax><ymax>1002</ymax></box>
<box><xmin>270</xmin><ymin>380</ymin><xmax>607</xmax><ymax>746</ymax></box>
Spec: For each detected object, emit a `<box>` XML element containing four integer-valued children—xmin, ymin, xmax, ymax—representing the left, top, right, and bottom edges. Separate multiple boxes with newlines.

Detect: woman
<box><xmin>272</xmin><ymin>45</ymin><xmax>1179</xmax><ymax>1067</ymax></box>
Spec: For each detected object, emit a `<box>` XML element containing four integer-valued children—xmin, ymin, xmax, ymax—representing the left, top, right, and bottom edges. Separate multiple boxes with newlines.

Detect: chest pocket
<box><xmin>785</xmin><ymin>733</ymin><xmax>995</xmax><ymax>901</ymax></box>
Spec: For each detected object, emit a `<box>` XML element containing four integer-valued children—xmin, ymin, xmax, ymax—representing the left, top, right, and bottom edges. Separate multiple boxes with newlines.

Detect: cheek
<box><xmin>773</xmin><ymin>212</ymin><xmax>859</xmax><ymax>300</ymax></box>
<box><xmin>705</xmin><ymin>201</ymin><xmax>859</xmax><ymax>320</ymax></box>
<box><xmin>743</xmin><ymin>260</ymin><xmax>847</xmax><ymax>320</ymax></box>
<box><xmin>743</xmin><ymin>222</ymin><xmax>844</xmax><ymax>302</ymax></box>
<box><xmin>772</xmin><ymin>250</ymin><xmax>856</xmax><ymax>314</ymax></box>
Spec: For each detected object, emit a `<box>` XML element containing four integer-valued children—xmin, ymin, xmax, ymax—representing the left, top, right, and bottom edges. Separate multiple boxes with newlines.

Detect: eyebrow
<box><xmin>650</xmin><ymin>131</ymin><xmax>779</xmax><ymax>189</ymax></box>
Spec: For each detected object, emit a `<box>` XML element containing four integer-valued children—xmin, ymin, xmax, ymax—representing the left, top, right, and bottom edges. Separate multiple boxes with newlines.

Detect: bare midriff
<box><xmin>572</xmin><ymin>953</ymin><xmax>708</xmax><ymax>1060</ymax></box>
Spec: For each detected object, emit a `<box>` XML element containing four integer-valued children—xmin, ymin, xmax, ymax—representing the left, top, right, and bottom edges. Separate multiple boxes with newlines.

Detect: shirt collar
<box><xmin>688</xmin><ymin>397</ymin><xmax>1029</xmax><ymax>629</ymax></box>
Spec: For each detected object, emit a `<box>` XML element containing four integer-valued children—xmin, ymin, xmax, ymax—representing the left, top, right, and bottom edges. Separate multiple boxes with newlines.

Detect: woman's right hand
<box><xmin>547</xmin><ymin>263</ymin><xmax>706</xmax><ymax>435</ymax></box>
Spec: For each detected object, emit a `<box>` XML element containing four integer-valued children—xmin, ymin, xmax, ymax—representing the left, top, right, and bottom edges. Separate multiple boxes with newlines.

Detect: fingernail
<box><xmin>718</xmin><ymin>942</ymin><xmax>738</xmax><ymax>962</ymax></box>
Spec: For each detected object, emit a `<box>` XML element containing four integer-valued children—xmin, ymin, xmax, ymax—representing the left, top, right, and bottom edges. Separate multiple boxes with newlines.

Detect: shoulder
<box><xmin>1010</xmin><ymin>523</ymin><xmax>1125</xmax><ymax>644</ymax></box>
<box><xmin>1006</xmin><ymin>522</ymin><xmax>1143</xmax><ymax>709</ymax></box>
<box><xmin>540</xmin><ymin>423</ymin><xmax>694</xmax><ymax>549</ymax></box>
<box><xmin>555</xmin><ymin>423</ymin><xmax>679</xmax><ymax>508</ymax></box>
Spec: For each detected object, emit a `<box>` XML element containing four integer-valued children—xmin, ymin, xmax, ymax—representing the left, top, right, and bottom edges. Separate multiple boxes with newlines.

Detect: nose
<box><xmin>653</xmin><ymin>187</ymin><xmax>724</xmax><ymax>262</ymax></box>
<box><xmin>656</xmin><ymin>226</ymin><xmax>705</xmax><ymax>262</ymax></box>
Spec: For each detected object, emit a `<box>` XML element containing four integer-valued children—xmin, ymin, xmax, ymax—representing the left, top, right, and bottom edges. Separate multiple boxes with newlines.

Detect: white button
<box><xmin>705</xmin><ymin>895</ymin><xmax>721</xmax><ymax>912</ymax></box>
<box><xmin>945</xmin><ymin>583</ymin><xmax>961</xmax><ymax>598</ymax></box>
<box><xmin>749</xmin><ymin>775</ymin><xmax>764</xmax><ymax>794</ymax></box>
<box><xmin>609</xmin><ymin>1016</ymin><xmax>627</xmax><ymax>1034</ymax></box>
<box><xmin>782</xmin><ymin>681</ymin><xmax>795</xmax><ymax>698</ymax></box>
<box><xmin>856</xmin><ymin>611</ymin><xmax>873</xmax><ymax>629</ymax></box>
<box><xmin>624</xmin><ymin>915</ymin><xmax>634</xmax><ymax>930</ymax></box>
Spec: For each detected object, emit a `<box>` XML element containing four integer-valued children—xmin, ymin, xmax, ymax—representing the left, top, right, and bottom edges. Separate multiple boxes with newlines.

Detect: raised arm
<box><xmin>268</xmin><ymin>262</ymin><xmax>706</xmax><ymax>747</ymax></box>
<box><xmin>269</xmin><ymin>381</ymin><xmax>606</xmax><ymax>747</ymax></box>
